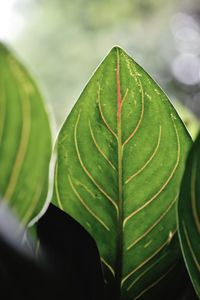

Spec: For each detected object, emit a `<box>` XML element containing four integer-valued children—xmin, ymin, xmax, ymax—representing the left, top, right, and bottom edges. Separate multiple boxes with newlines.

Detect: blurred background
<box><xmin>0</xmin><ymin>0</ymin><xmax>199</xmax><ymax>135</ymax></box>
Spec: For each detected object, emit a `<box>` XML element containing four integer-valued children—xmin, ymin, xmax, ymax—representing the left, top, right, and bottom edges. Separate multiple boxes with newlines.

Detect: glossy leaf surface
<box><xmin>178</xmin><ymin>131</ymin><xmax>200</xmax><ymax>298</ymax></box>
<box><xmin>0</xmin><ymin>43</ymin><xmax>52</xmax><ymax>224</ymax></box>
<box><xmin>54</xmin><ymin>47</ymin><xmax>192</xmax><ymax>299</ymax></box>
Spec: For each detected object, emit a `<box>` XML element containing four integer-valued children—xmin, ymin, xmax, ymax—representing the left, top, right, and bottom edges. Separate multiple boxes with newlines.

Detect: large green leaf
<box><xmin>53</xmin><ymin>47</ymin><xmax>192</xmax><ymax>299</ymax></box>
<box><xmin>177</xmin><ymin>131</ymin><xmax>200</xmax><ymax>298</ymax></box>
<box><xmin>0</xmin><ymin>43</ymin><xmax>52</xmax><ymax>225</ymax></box>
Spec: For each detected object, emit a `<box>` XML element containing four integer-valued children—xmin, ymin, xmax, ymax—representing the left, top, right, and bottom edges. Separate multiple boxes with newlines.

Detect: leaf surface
<box><xmin>0</xmin><ymin>43</ymin><xmax>52</xmax><ymax>225</ymax></box>
<box><xmin>54</xmin><ymin>47</ymin><xmax>192</xmax><ymax>299</ymax></box>
<box><xmin>178</xmin><ymin>131</ymin><xmax>200</xmax><ymax>298</ymax></box>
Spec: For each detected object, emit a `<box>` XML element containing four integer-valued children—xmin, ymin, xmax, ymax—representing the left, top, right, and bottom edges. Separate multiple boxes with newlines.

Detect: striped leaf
<box><xmin>0</xmin><ymin>43</ymin><xmax>52</xmax><ymax>225</ymax></box>
<box><xmin>177</xmin><ymin>131</ymin><xmax>200</xmax><ymax>298</ymax></box>
<box><xmin>53</xmin><ymin>47</ymin><xmax>192</xmax><ymax>299</ymax></box>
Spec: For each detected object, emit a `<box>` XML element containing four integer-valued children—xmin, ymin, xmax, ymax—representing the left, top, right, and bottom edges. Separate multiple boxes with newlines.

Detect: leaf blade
<box><xmin>0</xmin><ymin>43</ymin><xmax>52</xmax><ymax>224</ymax></box>
<box><xmin>54</xmin><ymin>47</ymin><xmax>192</xmax><ymax>299</ymax></box>
<box><xmin>178</xmin><ymin>131</ymin><xmax>200</xmax><ymax>297</ymax></box>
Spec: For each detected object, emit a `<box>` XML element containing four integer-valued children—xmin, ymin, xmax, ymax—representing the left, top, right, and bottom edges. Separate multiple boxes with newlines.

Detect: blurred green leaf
<box><xmin>173</xmin><ymin>101</ymin><xmax>199</xmax><ymax>141</ymax></box>
<box><xmin>53</xmin><ymin>47</ymin><xmax>192</xmax><ymax>299</ymax></box>
<box><xmin>0</xmin><ymin>43</ymin><xmax>52</xmax><ymax>225</ymax></box>
<box><xmin>177</xmin><ymin>131</ymin><xmax>200</xmax><ymax>298</ymax></box>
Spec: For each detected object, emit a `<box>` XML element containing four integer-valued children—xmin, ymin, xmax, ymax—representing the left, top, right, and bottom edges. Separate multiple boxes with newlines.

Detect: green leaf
<box><xmin>173</xmin><ymin>101</ymin><xmax>199</xmax><ymax>141</ymax></box>
<box><xmin>0</xmin><ymin>43</ymin><xmax>52</xmax><ymax>225</ymax></box>
<box><xmin>53</xmin><ymin>47</ymin><xmax>192</xmax><ymax>299</ymax></box>
<box><xmin>177</xmin><ymin>131</ymin><xmax>200</xmax><ymax>298</ymax></box>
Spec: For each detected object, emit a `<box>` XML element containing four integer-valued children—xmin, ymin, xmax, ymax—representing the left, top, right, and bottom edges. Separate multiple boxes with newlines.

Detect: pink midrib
<box><xmin>117</xmin><ymin>60</ymin><xmax>122</xmax><ymax>122</ymax></box>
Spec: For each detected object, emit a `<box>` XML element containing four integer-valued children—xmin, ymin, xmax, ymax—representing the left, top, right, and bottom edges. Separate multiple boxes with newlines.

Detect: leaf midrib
<box><xmin>115</xmin><ymin>48</ymin><xmax>124</xmax><ymax>297</ymax></box>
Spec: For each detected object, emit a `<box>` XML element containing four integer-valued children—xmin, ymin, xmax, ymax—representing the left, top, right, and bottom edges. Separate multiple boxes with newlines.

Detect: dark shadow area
<box><xmin>0</xmin><ymin>203</ymin><xmax>104</xmax><ymax>299</ymax></box>
<box><xmin>37</xmin><ymin>204</ymin><xmax>105</xmax><ymax>300</ymax></box>
<box><xmin>0</xmin><ymin>203</ymin><xmax>54</xmax><ymax>299</ymax></box>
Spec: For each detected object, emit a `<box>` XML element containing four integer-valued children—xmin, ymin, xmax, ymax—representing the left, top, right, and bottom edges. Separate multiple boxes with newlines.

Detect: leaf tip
<box><xmin>109</xmin><ymin>45</ymin><xmax>126</xmax><ymax>55</ymax></box>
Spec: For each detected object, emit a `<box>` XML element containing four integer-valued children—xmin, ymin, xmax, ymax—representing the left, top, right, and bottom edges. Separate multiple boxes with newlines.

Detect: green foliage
<box><xmin>177</xmin><ymin>131</ymin><xmax>200</xmax><ymax>297</ymax></box>
<box><xmin>0</xmin><ymin>43</ymin><xmax>52</xmax><ymax>225</ymax></box>
<box><xmin>173</xmin><ymin>101</ymin><xmax>199</xmax><ymax>141</ymax></box>
<box><xmin>53</xmin><ymin>47</ymin><xmax>192</xmax><ymax>299</ymax></box>
<box><xmin>0</xmin><ymin>42</ymin><xmax>200</xmax><ymax>299</ymax></box>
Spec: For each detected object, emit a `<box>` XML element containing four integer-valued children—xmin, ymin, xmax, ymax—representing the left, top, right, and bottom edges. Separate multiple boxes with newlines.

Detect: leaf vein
<box><xmin>68</xmin><ymin>174</ymin><xmax>110</xmax><ymax>231</ymax></box>
<box><xmin>101</xmin><ymin>257</ymin><xmax>115</xmax><ymax>277</ymax></box>
<box><xmin>121</xmin><ymin>229</ymin><xmax>177</xmax><ymax>287</ymax></box>
<box><xmin>122</xmin><ymin>79</ymin><xmax>144</xmax><ymax>147</ymax></box>
<box><xmin>125</xmin><ymin>125</ymin><xmax>162</xmax><ymax>184</ymax></box>
<box><xmin>126</xmin><ymin>194</ymin><xmax>178</xmax><ymax>251</ymax></box>
<box><xmin>133</xmin><ymin>264</ymin><xmax>176</xmax><ymax>300</ymax></box>
<box><xmin>0</xmin><ymin>83</ymin><xmax>6</xmax><ymax>146</ymax></box>
<box><xmin>55</xmin><ymin>163</ymin><xmax>64</xmax><ymax>210</ymax></box>
<box><xmin>123</xmin><ymin>120</ymin><xmax>180</xmax><ymax>228</ymax></box>
<box><xmin>74</xmin><ymin>112</ymin><xmax>119</xmax><ymax>216</ymax></box>
<box><xmin>191</xmin><ymin>155</ymin><xmax>200</xmax><ymax>232</ymax></box>
<box><xmin>3</xmin><ymin>88</ymin><xmax>31</xmax><ymax>201</ymax></box>
<box><xmin>127</xmin><ymin>252</ymin><xmax>169</xmax><ymax>292</ymax></box>
<box><xmin>97</xmin><ymin>83</ymin><xmax>118</xmax><ymax>139</ymax></box>
<box><xmin>89</xmin><ymin>120</ymin><xmax>117</xmax><ymax>171</ymax></box>
<box><xmin>183</xmin><ymin>222</ymin><xmax>200</xmax><ymax>271</ymax></box>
